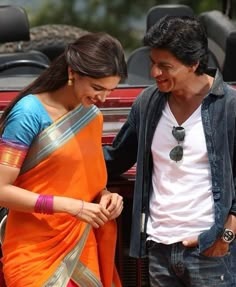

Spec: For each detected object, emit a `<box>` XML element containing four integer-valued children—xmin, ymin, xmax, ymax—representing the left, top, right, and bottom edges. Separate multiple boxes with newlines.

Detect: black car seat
<box><xmin>126</xmin><ymin>4</ymin><xmax>195</xmax><ymax>85</ymax></box>
<box><xmin>0</xmin><ymin>5</ymin><xmax>50</xmax><ymax>75</ymax></box>
<box><xmin>199</xmin><ymin>10</ymin><xmax>236</xmax><ymax>82</ymax></box>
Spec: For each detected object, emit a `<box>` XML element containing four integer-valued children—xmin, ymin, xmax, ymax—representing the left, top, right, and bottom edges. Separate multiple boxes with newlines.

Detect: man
<box><xmin>104</xmin><ymin>16</ymin><xmax>236</xmax><ymax>286</ymax></box>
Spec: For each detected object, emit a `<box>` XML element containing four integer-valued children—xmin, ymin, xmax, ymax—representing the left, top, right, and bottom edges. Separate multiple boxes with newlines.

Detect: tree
<box><xmin>29</xmin><ymin>0</ymin><xmax>232</xmax><ymax>53</ymax></box>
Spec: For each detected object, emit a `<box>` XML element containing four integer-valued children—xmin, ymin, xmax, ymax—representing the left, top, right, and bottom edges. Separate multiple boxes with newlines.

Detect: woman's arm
<box><xmin>0</xmin><ymin>164</ymin><xmax>111</xmax><ymax>228</ymax></box>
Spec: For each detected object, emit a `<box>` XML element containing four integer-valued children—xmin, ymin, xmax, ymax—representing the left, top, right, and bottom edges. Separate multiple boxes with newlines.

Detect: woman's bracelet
<box><xmin>102</xmin><ymin>187</ymin><xmax>108</xmax><ymax>192</ymax></box>
<box><xmin>34</xmin><ymin>195</ymin><xmax>54</xmax><ymax>214</ymax></box>
<box><xmin>75</xmin><ymin>200</ymin><xmax>84</xmax><ymax>217</ymax></box>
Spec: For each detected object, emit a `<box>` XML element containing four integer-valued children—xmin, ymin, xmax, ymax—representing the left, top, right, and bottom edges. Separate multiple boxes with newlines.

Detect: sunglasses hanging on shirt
<box><xmin>169</xmin><ymin>126</ymin><xmax>185</xmax><ymax>162</ymax></box>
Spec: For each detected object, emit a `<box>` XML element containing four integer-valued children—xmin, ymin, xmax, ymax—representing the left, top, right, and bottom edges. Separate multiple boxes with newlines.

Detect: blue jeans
<box><xmin>147</xmin><ymin>240</ymin><xmax>236</xmax><ymax>287</ymax></box>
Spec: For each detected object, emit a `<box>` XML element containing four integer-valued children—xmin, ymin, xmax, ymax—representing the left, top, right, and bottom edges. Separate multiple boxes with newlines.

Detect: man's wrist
<box><xmin>220</xmin><ymin>214</ymin><xmax>236</xmax><ymax>243</ymax></box>
<box><xmin>224</xmin><ymin>214</ymin><xmax>236</xmax><ymax>232</ymax></box>
<box><xmin>221</xmin><ymin>228</ymin><xmax>235</xmax><ymax>243</ymax></box>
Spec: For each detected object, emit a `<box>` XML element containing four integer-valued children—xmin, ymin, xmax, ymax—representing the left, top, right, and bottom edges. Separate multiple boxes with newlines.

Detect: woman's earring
<box><xmin>68</xmin><ymin>78</ymin><xmax>73</xmax><ymax>86</ymax></box>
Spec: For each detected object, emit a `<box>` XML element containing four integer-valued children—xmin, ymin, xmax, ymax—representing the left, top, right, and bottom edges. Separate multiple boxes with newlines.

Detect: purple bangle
<box><xmin>34</xmin><ymin>195</ymin><xmax>54</xmax><ymax>214</ymax></box>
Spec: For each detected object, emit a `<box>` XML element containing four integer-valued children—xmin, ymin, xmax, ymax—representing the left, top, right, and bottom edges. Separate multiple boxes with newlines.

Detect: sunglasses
<box><xmin>169</xmin><ymin>126</ymin><xmax>185</xmax><ymax>162</ymax></box>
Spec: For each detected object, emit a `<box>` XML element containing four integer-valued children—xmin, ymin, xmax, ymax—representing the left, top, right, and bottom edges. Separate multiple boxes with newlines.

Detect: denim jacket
<box><xmin>104</xmin><ymin>69</ymin><xmax>236</xmax><ymax>258</ymax></box>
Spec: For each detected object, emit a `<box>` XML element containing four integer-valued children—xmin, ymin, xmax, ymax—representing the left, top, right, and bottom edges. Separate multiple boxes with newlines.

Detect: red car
<box><xmin>0</xmin><ymin>2</ymin><xmax>236</xmax><ymax>286</ymax></box>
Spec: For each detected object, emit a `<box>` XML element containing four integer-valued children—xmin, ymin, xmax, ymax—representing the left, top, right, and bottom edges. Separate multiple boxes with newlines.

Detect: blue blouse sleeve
<box><xmin>2</xmin><ymin>95</ymin><xmax>52</xmax><ymax>146</ymax></box>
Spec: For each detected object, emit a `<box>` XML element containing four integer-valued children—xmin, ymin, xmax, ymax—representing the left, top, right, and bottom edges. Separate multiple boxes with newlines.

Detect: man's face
<box><xmin>150</xmin><ymin>48</ymin><xmax>195</xmax><ymax>93</ymax></box>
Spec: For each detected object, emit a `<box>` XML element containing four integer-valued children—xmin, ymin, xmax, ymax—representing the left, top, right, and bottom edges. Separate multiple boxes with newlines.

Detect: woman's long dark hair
<box><xmin>0</xmin><ymin>32</ymin><xmax>127</xmax><ymax>133</ymax></box>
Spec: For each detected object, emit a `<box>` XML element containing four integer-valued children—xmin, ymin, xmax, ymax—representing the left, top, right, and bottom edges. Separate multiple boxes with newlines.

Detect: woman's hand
<box><xmin>98</xmin><ymin>189</ymin><xmax>123</xmax><ymax>220</ymax></box>
<box><xmin>74</xmin><ymin>201</ymin><xmax>110</xmax><ymax>229</ymax></box>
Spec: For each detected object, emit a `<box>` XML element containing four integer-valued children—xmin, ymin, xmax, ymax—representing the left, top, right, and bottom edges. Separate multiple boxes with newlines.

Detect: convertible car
<box><xmin>0</xmin><ymin>1</ymin><xmax>235</xmax><ymax>286</ymax></box>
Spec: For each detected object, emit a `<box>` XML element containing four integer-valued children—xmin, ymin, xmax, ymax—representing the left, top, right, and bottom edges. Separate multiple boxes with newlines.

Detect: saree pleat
<box><xmin>2</xmin><ymin>104</ymin><xmax>121</xmax><ymax>287</ymax></box>
<box><xmin>43</xmin><ymin>225</ymin><xmax>91</xmax><ymax>287</ymax></box>
<box><xmin>94</xmin><ymin>221</ymin><xmax>121</xmax><ymax>287</ymax></box>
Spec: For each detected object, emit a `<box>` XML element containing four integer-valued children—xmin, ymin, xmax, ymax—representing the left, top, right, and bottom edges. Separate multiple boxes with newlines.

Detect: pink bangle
<box><xmin>34</xmin><ymin>195</ymin><xmax>54</xmax><ymax>214</ymax></box>
<box><xmin>75</xmin><ymin>200</ymin><xmax>84</xmax><ymax>217</ymax></box>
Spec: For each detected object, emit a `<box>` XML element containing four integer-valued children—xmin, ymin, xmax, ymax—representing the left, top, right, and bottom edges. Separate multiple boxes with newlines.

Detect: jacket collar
<box><xmin>207</xmin><ymin>68</ymin><xmax>224</xmax><ymax>97</ymax></box>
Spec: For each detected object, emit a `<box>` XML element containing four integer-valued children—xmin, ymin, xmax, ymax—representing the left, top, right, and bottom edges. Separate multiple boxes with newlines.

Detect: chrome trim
<box><xmin>100</xmin><ymin>107</ymin><xmax>130</xmax><ymax>116</ymax></box>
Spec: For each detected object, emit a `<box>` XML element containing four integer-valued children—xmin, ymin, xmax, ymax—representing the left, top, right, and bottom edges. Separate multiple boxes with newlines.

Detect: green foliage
<box><xmin>28</xmin><ymin>0</ymin><xmax>234</xmax><ymax>53</ymax></box>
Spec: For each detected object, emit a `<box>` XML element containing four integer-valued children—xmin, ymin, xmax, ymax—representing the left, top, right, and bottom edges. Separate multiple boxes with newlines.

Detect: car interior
<box><xmin>0</xmin><ymin>3</ymin><xmax>236</xmax><ymax>287</ymax></box>
<box><xmin>0</xmin><ymin>5</ymin><xmax>50</xmax><ymax>76</ymax></box>
<box><xmin>125</xmin><ymin>4</ymin><xmax>236</xmax><ymax>85</ymax></box>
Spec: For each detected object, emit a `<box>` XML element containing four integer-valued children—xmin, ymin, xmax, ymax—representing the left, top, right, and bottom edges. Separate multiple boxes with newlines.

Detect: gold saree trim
<box><xmin>43</xmin><ymin>224</ymin><xmax>91</xmax><ymax>287</ymax></box>
<box><xmin>71</xmin><ymin>261</ymin><xmax>102</xmax><ymax>287</ymax></box>
<box><xmin>0</xmin><ymin>139</ymin><xmax>28</xmax><ymax>168</ymax></box>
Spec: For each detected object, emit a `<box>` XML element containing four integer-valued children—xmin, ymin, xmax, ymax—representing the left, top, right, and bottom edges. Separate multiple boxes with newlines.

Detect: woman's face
<box><xmin>72</xmin><ymin>74</ymin><xmax>121</xmax><ymax>108</ymax></box>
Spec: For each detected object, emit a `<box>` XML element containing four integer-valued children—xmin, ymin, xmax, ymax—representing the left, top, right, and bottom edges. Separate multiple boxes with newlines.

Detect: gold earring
<box><xmin>68</xmin><ymin>78</ymin><xmax>73</xmax><ymax>86</ymax></box>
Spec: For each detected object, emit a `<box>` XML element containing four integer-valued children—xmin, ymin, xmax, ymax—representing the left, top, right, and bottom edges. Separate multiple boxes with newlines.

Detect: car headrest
<box><xmin>0</xmin><ymin>5</ymin><xmax>30</xmax><ymax>43</ymax></box>
<box><xmin>199</xmin><ymin>10</ymin><xmax>236</xmax><ymax>50</ymax></box>
<box><xmin>146</xmin><ymin>4</ymin><xmax>194</xmax><ymax>32</ymax></box>
<box><xmin>199</xmin><ymin>10</ymin><xmax>236</xmax><ymax>81</ymax></box>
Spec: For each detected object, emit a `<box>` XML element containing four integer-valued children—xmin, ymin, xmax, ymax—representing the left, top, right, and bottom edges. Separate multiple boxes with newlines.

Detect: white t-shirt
<box><xmin>147</xmin><ymin>103</ymin><xmax>214</xmax><ymax>244</ymax></box>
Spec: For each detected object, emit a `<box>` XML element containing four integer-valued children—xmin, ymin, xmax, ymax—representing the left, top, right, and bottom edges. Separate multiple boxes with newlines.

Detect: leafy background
<box><xmin>1</xmin><ymin>0</ymin><xmax>235</xmax><ymax>55</ymax></box>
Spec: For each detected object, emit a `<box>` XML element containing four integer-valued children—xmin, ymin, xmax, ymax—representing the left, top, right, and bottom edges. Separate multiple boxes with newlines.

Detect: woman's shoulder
<box><xmin>3</xmin><ymin>95</ymin><xmax>52</xmax><ymax>146</ymax></box>
<box><xmin>12</xmin><ymin>94</ymin><xmax>52</xmax><ymax>125</ymax></box>
<box><xmin>14</xmin><ymin>94</ymin><xmax>45</xmax><ymax>115</ymax></box>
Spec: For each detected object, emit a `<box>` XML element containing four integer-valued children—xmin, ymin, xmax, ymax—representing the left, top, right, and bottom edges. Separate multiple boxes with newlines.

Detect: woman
<box><xmin>0</xmin><ymin>32</ymin><xmax>127</xmax><ymax>287</ymax></box>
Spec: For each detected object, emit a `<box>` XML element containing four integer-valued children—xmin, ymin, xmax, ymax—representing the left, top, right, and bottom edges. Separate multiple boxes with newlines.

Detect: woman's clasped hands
<box><xmin>74</xmin><ymin>189</ymin><xmax>123</xmax><ymax>228</ymax></box>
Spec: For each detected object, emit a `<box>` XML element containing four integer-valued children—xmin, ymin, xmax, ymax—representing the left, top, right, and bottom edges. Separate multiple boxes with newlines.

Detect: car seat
<box><xmin>199</xmin><ymin>10</ymin><xmax>236</xmax><ymax>82</ymax></box>
<box><xmin>126</xmin><ymin>4</ymin><xmax>195</xmax><ymax>85</ymax></box>
<box><xmin>0</xmin><ymin>5</ymin><xmax>50</xmax><ymax>75</ymax></box>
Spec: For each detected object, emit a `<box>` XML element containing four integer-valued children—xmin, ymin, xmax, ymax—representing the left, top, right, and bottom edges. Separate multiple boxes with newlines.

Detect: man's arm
<box><xmin>103</xmin><ymin>119</ymin><xmax>138</xmax><ymax>178</ymax></box>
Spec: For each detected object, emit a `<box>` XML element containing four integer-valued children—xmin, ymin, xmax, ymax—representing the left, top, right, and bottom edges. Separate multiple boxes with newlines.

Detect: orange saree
<box><xmin>1</xmin><ymin>104</ymin><xmax>121</xmax><ymax>287</ymax></box>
